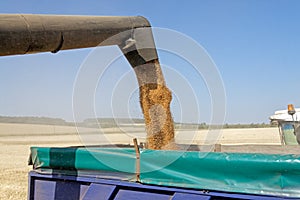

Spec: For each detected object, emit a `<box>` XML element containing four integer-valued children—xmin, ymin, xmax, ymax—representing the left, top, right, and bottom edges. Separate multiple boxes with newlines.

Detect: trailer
<box><xmin>28</xmin><ymin>146</ymin><xmax>300</xmax><ymax>199</ymax></box>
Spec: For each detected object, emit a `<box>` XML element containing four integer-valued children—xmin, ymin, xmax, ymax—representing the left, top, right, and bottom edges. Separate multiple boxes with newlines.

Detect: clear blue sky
<box><xmin>1</xmin><ymin>1</ymin><xmax>300</xmax><ymax>124</ymax></box>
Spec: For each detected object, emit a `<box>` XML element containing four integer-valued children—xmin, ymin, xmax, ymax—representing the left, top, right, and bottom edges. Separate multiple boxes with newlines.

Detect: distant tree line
<box><xmin>82</xmin><ymin>118</ymin><xmax>145</xmax><ymax>128</ymax></box>
<box><xmin>0</xmin><ymin>116</ymin><xmax>71</xmax><ymax>126</ymax></box>
<box><xmin>0</xmin><ymin>116</ymin><xmax>276</xmax><ymax>129</ymax></box>
<box><xmin>198</xmin><ymin>122</ymin><xmax>276</xmax><ymax>129</ymax></box>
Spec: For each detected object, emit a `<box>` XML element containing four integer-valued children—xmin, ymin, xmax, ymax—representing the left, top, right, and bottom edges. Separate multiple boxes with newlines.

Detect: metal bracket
<box><xmin>133</xmin><ymin>138</ymin><xmax>140</xmax><ymax>182</ymax></box>
<box><xmin>51</xmin><ymin>33</ymin><xmax>64</xmax><ymax>53</ymax></box>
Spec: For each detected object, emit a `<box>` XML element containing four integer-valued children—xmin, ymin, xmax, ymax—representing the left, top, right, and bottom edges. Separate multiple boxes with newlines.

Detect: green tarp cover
<box><xmin>30</xmin><ymin>147</ymin><xmax>300</xmax><ymax>197</ymax></box>
<box><xmin>30</xmin><ymin>147</ymin><xmax>136</xmax><ymax>173</ymax></box>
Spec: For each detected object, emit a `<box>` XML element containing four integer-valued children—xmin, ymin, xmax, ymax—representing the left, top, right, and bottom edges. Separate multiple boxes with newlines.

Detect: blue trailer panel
<box><xmin>28</xmin><ymin>171</ymin><xmax>297</xmax><ymax>200</ymax></box>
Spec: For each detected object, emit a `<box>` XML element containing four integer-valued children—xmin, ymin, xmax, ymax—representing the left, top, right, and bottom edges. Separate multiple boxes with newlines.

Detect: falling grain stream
<box><xmin>134</xmin><ymin>59</ymin><xmax>176</xmax><ymax>150</ymax></box>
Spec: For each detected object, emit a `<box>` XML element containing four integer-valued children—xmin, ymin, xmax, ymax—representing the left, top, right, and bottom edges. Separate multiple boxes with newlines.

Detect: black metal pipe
<box><xmin>0</xmin><ymin>14</ymin><xmax>153</xmax><ymax>57</ymax></box>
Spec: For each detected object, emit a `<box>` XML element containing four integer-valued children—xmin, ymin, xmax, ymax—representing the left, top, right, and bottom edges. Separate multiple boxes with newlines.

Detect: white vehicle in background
<box><xmin>270</xmin><ymin>104</ymin><xmax>300</xmax><ymax>145</ymax></box>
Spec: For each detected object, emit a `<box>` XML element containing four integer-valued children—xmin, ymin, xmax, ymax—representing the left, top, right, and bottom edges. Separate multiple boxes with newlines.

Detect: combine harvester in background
<box><xmin>270</xmin><ymin>104</ymin><xmax>300</xmax><ymax>145</ymax></box>
<box><xmin>1</xmin><ymin>14</ymin><xmax>300</xmax><ymax>199</ymax></box>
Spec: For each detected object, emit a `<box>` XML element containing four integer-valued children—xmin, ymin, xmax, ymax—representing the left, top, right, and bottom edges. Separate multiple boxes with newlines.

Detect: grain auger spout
<box><xmin>0</xmin><ymin>14</ymin><xmax>175</xmax><ymax>149</ymax></box>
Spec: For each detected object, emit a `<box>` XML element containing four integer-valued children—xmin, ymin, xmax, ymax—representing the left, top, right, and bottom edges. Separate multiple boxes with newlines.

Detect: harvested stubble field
<box><xmin>0</xmin><ymin>122</ymin><xmax>282</xmax><ymax>199</ymax></box>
